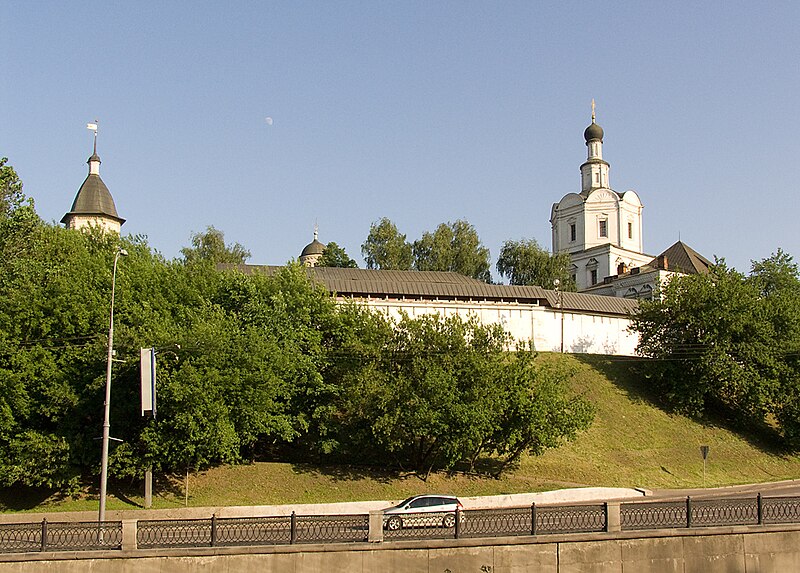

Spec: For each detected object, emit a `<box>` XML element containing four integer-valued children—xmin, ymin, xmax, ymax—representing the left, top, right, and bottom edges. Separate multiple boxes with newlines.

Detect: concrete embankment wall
<box><xmin>1</xmin><ymin>525</ymin><xmax>799</xmax><ymax>573</ymax></box>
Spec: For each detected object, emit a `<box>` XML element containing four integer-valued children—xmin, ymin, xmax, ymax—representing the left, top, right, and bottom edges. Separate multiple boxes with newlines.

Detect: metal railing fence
<box><xmin>138</xmin><ymin>512</ymin><xmax>368</xmax><ymax>549</ymax></box>
<box><xmin>2</xmin><ymin>494</ymin><xmax>799</xmax><ymax>554</ymax></box>
<box><xmin>0</xmin><ymin>519</ymin><xmax>122</xmax><ymax>553</ymax></box>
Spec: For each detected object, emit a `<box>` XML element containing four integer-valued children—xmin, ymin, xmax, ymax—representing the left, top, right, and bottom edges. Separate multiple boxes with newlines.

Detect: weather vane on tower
<box><xmin>87</xmin><ymin>119</ymin><xmax>99</xmax><ymax>154</ymax></box>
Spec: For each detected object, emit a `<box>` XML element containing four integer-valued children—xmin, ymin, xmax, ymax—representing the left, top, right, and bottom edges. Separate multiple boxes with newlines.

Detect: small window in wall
<box><xmin>590</xmin><ymin>269</ymin><xmax>598</xmax><ymax>285</ymax></box>
<box><xmin>595</xmin><ymin>173</ymin><xmax>600</xmax><ymax>183</ymax></box>
<box><xmin>599</xmin><ymin>219</ymin><xmax>608</xmax><ymax>238</ymax></box>
<box><xmin>570</xmin><ymin>223</ymin><xmax>576</xmax><ymax>242</ymax></box>
<box><xmin>628</xmin><ymin>221</ymin><xmax>633</xmax><ymax>239</ymax></box>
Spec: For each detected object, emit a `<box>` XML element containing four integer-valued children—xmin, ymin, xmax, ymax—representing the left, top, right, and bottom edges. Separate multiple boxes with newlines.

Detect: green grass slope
<box><xmin>3</xmin><ymin>353</ymin><xmax>799</xmax><ymax>513</ymax></box>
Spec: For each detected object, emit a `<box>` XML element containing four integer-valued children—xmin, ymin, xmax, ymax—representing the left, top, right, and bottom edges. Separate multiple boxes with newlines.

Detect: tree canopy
<box><xmin>0</xmin><ymin>157</ymin><xmax>25</xmax><ymax>218</ymax></box>
<box><xmin>361</xmin><ymin>218</ymin><xmax>413</xmax><ymax>270</ymax></box>
<box><xmin>318</xmin><ymin>241</ymin><xmax>358</xmax><ymax>268</ymax></box>
<box><xmin>181</xmin><ymin>226</ymin><xmax>250</xmax><ymax>265</ymax></box>
<box><xmin>362</xmin><ymin>217</ymin><xmax>493</xmax><ymax>282</ymax></box>
<box><xmin>632</xmin><ymin>252</ymin><xmax>800</xmax><ymax>447</ymax></box>
<box><xmin>0</xmin><ymin>170</ymin><xmax>592</xmax><ymax>487</ymax></box>
<box><xmin>412</xmin><ymin>220</ymin><xmax>492</xmax><ymax>282</ymax></box>
<box><xmin>496</xmin><ymin>238</ymin><xmax>575</xmax><ymax>290</ymax></box>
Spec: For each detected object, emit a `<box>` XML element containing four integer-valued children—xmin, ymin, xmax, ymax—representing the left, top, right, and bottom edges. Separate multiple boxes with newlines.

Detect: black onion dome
<box><xmin>301</xmin><ymin>239</ymin><xmax>325</xmax><ymax>257</ymax></box>
<box><xmin>584</xmin><ymin>121</ymin><xmax>604</xmax><ymax>142</ymax></box>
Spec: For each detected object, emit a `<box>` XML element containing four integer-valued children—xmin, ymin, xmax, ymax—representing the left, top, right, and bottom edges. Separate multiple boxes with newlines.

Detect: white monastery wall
<box><xmin>342</xmin><ymin>297</ymin><xmax>639</xmax><ymax>356</ymax></box>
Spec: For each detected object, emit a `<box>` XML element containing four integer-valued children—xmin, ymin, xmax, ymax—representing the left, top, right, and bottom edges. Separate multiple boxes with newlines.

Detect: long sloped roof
<box><xmin>226</xmin><ymin>265</ymin><xmax>639</xmax><ymax>316</ymax></box>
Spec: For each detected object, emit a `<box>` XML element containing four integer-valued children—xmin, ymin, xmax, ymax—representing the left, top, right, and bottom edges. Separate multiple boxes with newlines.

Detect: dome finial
<box><xmin>314</xmin><ymin>221</ymin><xmax>319</xmax><ymax>241</ymax></box>
<box><xmin>583</xmin><ymin>101</ymin><xmax>604</xmax><ymax>142</ymax></box>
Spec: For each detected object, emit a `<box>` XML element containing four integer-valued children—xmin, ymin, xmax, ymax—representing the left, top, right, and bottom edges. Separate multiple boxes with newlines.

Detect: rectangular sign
<box><xmin>140</xmin><ymin>348</ymin><xmax>156</xmax><ymax>417</ymax></box>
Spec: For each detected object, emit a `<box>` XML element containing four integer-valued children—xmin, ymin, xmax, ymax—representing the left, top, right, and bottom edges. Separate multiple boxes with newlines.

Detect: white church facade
<box><xmin>550</xmin><ymin>107</ymin><xmax>653</xmax><ymax>291</ymax></box>
<box><xmin>550</xmin><ymin>107</ymin><xmax>710</xmax><ymax>296</ymax></box>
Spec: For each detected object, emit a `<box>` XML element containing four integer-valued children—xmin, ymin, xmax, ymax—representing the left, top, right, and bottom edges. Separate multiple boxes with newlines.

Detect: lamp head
<box><xmin>118</xmin><ymin>248</ymin><xmax>128</xmax><ymax>257</ymax></box>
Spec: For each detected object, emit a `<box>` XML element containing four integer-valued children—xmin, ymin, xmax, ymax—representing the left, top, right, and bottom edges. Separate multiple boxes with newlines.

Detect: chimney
<box><xmin>617</xmin><ymin>262</ymin><xmax>628</xmax><ymax>275</ymax></box>
<box><xmin>657</xmin><ymin>255</ymin><xmax>669</xmax><ymax>270</ymax></box>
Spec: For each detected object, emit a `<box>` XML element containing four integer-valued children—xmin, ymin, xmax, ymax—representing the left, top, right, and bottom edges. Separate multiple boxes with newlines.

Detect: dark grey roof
<box><xmin>224</xmin><ymin>265</ymin><xmax>638</xmax><ymax>316</ymax></box>
<box><xmin>61</xmin><ymin>157</ymin><xmax>124</xmax><ymax>224</ymax></box>
<box><xmin>542</xmin><ymin>289</ymin><xmax>639</xmax><ymax>316</ymax></box>
<box><xmin>651</xmin><ymin>241</ymin><xmax>712</xmax><ymax>274</ymax></box>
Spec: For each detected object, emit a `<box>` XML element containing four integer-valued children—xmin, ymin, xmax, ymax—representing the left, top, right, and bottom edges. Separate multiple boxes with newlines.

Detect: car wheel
<box><xmin>386</xmin><ymin>516</ymin><xmax>403</xmax><ymax>531</ymax></box>
<box><xmin>442</xmin><ymin>513</ymin><xmax>456</xmax><ymax>528</ymax></box>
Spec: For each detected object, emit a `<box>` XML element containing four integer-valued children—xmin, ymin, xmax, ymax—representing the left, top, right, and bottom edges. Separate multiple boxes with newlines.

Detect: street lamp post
<box><xmin>99</xmin><ymin>248</ymin><xmax>127</xmax><ymax>523</ymax></box>
<box><xmin>554</xmin><ymin>279</ymin><xmax>564</xmax><ymax>353</ymax></box>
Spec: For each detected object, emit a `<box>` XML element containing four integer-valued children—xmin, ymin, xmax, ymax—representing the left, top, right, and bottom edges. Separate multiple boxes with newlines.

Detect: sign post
<box><xmin>700</xmin><ymin>445</ymin><xmax>710</xmax><ymax>487</ymax></box>
<box><xmin>140</xmin><ymin>348</ymin><xmax>157</xmax><ymax>508</ymax></box>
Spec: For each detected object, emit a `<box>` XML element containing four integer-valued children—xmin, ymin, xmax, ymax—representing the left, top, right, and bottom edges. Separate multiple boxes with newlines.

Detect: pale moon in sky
<box><xmin>265</xmin><ymin>117</ymin><xmax>273</xmax><ymax>126</ymax></box>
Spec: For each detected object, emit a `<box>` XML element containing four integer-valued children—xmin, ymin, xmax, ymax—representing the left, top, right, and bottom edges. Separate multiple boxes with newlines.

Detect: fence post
<box><xmin>121</xmin><ymin>520</ymin><xmax>138</xmax><ymax>551</ymax></box>
<box><xmin>454</xmin><ymin>507</ymin><xmax>460</xmax><ymax>539</ymax></box>
<box><xmin>757</xmin><ymin>493</ymin><xmax>763</xmax><ymax>525</ymax></box>
<box><xmin>368</xmin><ymin>510</ymin><xmax>384</xmax><ymax>543</ymax></box>
<box><xmin>40</xmin><ymin>518</ymin><xmax>47</xmax><ymax>552</ymax></box>
<box><xmin>210</xmin><ymin>514</ymin><xmax>217</xmax><ymax>547</ymax></box>
<box><xmin>531</xmin><ymin>503</ymin><xmax>537</xmax><ymax>536</ymax></box>
<box><xmin>290</xmin><ymin>511</ymin><xmax>297</xmax><ymax>544</ymax></box>
<box><xmin>686</xmin><ymin>497</ymin><xmax>692</xmax><ymax>528</ymax></box>
<box><xmin>605</xmin><ymin>502</ymin><xmax>621</xmax><ymax>532</ymax></box>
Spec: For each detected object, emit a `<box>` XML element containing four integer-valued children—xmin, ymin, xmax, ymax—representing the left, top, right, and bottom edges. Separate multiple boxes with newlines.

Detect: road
<box><xmin>646</xmin><ymin>479</ymin><xmax>800</xmax><ymax>501</ymax></box>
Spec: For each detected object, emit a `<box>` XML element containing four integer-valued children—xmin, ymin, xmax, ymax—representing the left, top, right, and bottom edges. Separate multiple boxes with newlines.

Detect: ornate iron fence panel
<box><xmin>0</xmin><ymin>521</ymin><xmax>122</xmax><ymax>553</ymax></box>
<box><xmin>535</xmin><ymin>504</ymin><xmax>606</xmax><ymax>534</ymax></box>
<box><xmin>214</xmin><ymin>516</ymin><xmax>292</xmax><ymax>546</ymax></box>
<box><xmin>460</xmin><ymin>507</ymin><xmax>531</xmax><ymax>538</ymax></box>
<box><xmin>46</xmin><ymin>521</ymin><xmax>123</xmax><ymax>551</ymax></box>
<box><xmin>383</xmin><ymin>511</ymin><xmax>460</xmax><ymax>540</ymax></box>
<box><xmin>621</xmin><ymin>500</ymin><xmax>687</xmax><ymax>530</ymax></box>
<box><xmin>691</xmin><ymin>497</ymin><xmax>757</xmax><ymax>527</ymax></box>
<box><xmin>294</xmin><ymin>514</ymin><xmax>368</xmax><ymax>544</ymax></box>
<box><xmin>137</xmin><ymin>518</ymin><xmax>211</xmax><ymax>549</ymax></box>
<box><xmin>762</xmin><ymin>496</ymin><xmax>800</xmax><ymax>524</ymax></box>
<box><xmin>0</xmin><ymin>522</ymin><xmax>41</xmax><ymax>554</ymax></box>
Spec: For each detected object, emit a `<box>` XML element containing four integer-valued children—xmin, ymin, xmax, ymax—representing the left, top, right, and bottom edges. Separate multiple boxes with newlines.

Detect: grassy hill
<box><xmin>3</xmin><ymin>353</ymin><xmax>799</xmax><ymax>513</ymax></box>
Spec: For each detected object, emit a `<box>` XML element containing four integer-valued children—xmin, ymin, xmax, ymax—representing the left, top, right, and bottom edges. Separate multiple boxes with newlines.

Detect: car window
<box><xmin>408</xmin><ymin>498</ymin><xmax>428</xmax><ymax>509</ymax></box>
<box><xmin>395</xmin><ymin>496</ymin><xmax>416</xmax><ymax>509</ymax></box>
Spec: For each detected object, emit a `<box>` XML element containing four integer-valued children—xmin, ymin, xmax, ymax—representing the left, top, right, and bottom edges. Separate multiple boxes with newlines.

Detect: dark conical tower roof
<box><xmin>61</xmin><ymin>153</ymin><xmax>125</xmax><ymax>226</ymax></box>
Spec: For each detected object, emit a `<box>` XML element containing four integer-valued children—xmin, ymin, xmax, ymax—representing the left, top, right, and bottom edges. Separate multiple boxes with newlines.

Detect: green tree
<box><xmin>318</xmin><ymin>242</ymin><xmax>358</xmax><ymax>268</ymax></box>
<box><xmin>361</xmin><ymin>218</ymin><xmax>412</xmax><ymax>270</ymax></box>
<box><xmin>0</xmin><ymin>157</ymin><xmax>24</xmax><ymax>217</ymax></box>
<box><xmin>181</xmin><ymin>226</ymin><xmax>250</xmax><ymax>265</ymax></box>
<box><xmin>747</xmin><ymin>250</ymin><xmax>800</xmax><ymax>445</ymax></box>
<box><xmin>632</xmin><ymin>254</ymin><xmax>800</xmax><ymax>446</ymax></box>
<box><xmin>412</xmin><ymin>220</ymin><xmax>491</xmax><ymax>282</ymax></box>
<box><xmin>496</xmin><ymin>238</ymin><xmax>575</xmax><ymax>290</ymax></box>
<box><xmin>329</xmin><ymin>313</ymin><xmax>592</xmax><ymax>477</ymax></box>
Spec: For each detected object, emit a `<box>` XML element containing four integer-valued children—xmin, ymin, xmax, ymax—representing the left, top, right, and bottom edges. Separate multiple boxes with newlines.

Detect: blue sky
<box><xmin>3</xmin><ymin>1</ymin><xmax>798</xmax><ymax>276</ymax></box>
